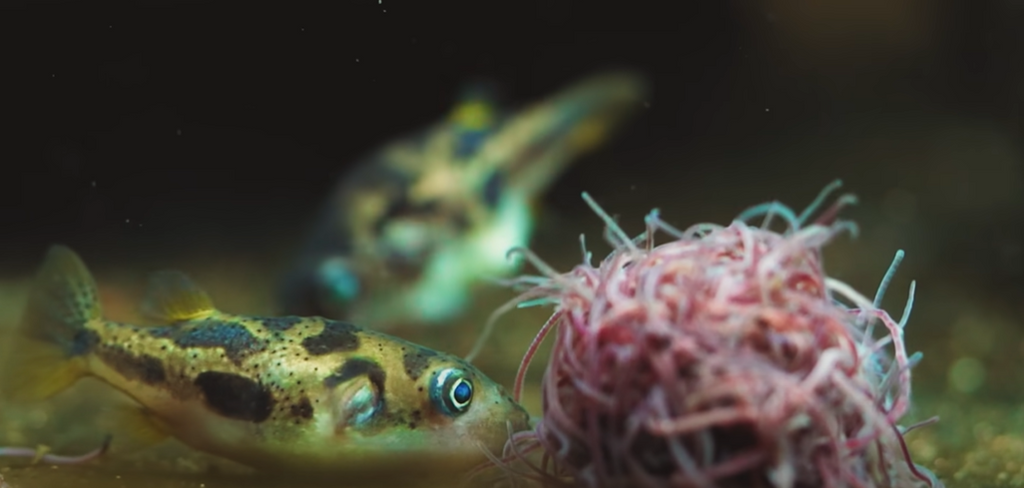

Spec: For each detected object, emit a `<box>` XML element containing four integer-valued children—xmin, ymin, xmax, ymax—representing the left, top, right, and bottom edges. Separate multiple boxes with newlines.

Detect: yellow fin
<box><xmin>2</xmin><ymin>339</ymin><xmax>90</xmax><ymax>402</ymax></box>
<box><xmin>481</xmin><ymin>71</ymin><xmax>647</xmax><ymax>199</ymax></box>
<box><xmin>102</xmin><ymin>403</ymin><xmax>171</xmax><ymax>449</ymax></box>
<box><xmin>2</xmin><ymin>245</ymin><xmax>100</xmax><ymax>402</ymax></box>
<box><xmin>140</xmin><ymin>270</ymin><xmax>216</xmax><ymax>324</ymax></box>
<box><xmin>450</xmin><ymin>99</ymin><xmax>496</xmax><ymax>131</ymax></box>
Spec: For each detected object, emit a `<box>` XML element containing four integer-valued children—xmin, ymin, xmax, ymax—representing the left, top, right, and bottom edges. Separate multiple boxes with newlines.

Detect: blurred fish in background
<box><xmin>276</xmin><ymin>71</ymin><xmax>649</xmax><ymax>330</ymax></box>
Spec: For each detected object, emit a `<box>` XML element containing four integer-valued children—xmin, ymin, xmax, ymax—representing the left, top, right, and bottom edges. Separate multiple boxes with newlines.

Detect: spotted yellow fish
<box><xmin>1</xmin><ymin>245</ymin><xmax>530</xmax><ymax>474</ymax></box>
<box><xmin>277</xmin><ymin>71</ymin><xmax>649</xmax><ymax>329</ymax></box>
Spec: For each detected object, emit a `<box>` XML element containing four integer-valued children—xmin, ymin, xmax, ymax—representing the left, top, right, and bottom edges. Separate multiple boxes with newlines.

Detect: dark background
<box><xmin>3</xmin><ymin>4</ymin><xmax>1024</xmax><ymax>481</ymax></box>
<box><xmin>4</xmin><ymin>0</ymin><xmax>1023</xmax><ymax>308</ymax></box>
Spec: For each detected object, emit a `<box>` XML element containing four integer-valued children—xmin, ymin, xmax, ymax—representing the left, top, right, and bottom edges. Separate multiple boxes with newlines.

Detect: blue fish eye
<box><xmin>430</xmin><ymin>368</ymin><xmax>473</xmax><ymax>416</ymax></box>
<box><xmin>317</xmin><ymin>259</ymin><xmax>360</xmax><ymax>303</ymax></box>
<box><xmin>452</xmin><ymin>380</ymin><xmax>472</xmax><ymax>404</ymax></box>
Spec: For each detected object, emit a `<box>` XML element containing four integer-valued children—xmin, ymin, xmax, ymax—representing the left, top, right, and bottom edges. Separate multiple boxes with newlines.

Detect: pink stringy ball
<box><xmin>468</xmin><ymin>181</ymin><xmax>942</xmax><ymax>488</ymax></box>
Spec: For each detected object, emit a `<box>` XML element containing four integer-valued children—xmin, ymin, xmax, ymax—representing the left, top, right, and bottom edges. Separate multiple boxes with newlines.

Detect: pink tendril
<box><xmin>473</xmin><ymin>181</ymin><xmax>942</xmax><ymax>488</ymax></box>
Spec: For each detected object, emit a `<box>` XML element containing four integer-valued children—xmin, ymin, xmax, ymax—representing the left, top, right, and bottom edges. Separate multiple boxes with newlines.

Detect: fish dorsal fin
<box><xmin>140</xmin><ymin>270</ymin><xmax>216</xmax><ymax>324</ymax></box>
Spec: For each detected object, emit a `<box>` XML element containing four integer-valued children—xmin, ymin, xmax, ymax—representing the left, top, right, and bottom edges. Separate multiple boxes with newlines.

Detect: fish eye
<box><xmin>430</xmin><ymin>368</ymin><xmax>474</xmax><ymax>416</ymax></box>
<box><xmin>317</xmin><ymin>258</ymin><xmax>360</xmax><ymax>303</ymax></box>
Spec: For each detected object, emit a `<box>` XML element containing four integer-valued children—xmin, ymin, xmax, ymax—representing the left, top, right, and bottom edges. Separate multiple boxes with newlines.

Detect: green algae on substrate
<box><xmin>0</xmin><ymin>465</ymin><xmax>489</xmax><ymax>488</ymax></box>
<box><xmin>0</xmin><ymin>377</ymin><xmax>1006</xmax><ymax>488</ymax></box>
<box><xmin>0</xmin><ymin>264</ymin><xmax>1013</xmax><ymax>488</ymax></box>
<box><xmin>909</xmin><ymin>397</ymin><xmax>1024</xmax><ymax>487</ymax></box>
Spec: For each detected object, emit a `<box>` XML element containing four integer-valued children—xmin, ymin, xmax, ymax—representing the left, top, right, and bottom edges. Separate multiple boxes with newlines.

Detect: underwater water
<box><xmin>3</xmin><ymin>117</ymin><xmax>1023</xmax><ymax>488</ymax></box>
<box><xmin>9</xmin><ymin>0</ymin><xmax>1024</xmax><ymax>484</ymax></box>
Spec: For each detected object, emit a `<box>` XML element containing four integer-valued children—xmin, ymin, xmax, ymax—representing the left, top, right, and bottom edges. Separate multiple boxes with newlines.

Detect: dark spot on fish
<box><xmin>301</xmin><ymin>321</ymin><xmax>360</xmax><ymax>356</ymax></box>
<box><xmin>402</xmin><ymin>347</ymin><xmax>438</xmax><ymax>381</ymax></box>
<box><xmin>454</xmin><ymin>130</ymin><xmax>489</xmax><ymax>159</ymax></box>
<box><xmin>171</xmin><ymin>320</ymin><xmax>264</xmax><ymax>364</ymax></box>
<box><xmin>261</xmin><ymin>316</ymin><xmax>302</xmax><ymax>332</ymax></box>
<box><xmin>324</xmin><ymin>358</ymin><xmax>387</xmax><ymax>397</ymax></box>
<box><xmin>96</xmin><ymin>347</ymin><xmax>166</xmax><ymax>385</ymax></box>
<box><xmin>481</xmin><ymin>171</ymin><xmax>503</xmax><ymax>209</ymax></box>
<box><xmin>147</xmin><ymin>326</ymin><xmax>176</xmax><ymax>339</ymax></box>
<box><xmin>373</xmin><ymin>190</ymin><xmax>412</xmax><ymax>236</ymax></box>
<box><xmin>452</xmin><ymin>212</ymin><xmax>471</xmax><ymax>232</ymax></box>
<box><xmin>69</xmin><ymin>329</ymin><xmax>100</xmax><ymax>356</ymax></box>
<box><xmin>290</xmin><ymin>397</ymin><xmax>314</xmax><ymax>420</ymax></box>
<box><xmin>194</xmin><ymin>371</ymin><xmax>275</xmax><ymax>423</ymax></box>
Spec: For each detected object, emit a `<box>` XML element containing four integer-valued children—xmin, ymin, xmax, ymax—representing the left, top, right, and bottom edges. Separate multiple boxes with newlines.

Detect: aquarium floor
<box><xmin>1</xmin><ymin>215</ymin><xmax>1020</xmax><ymax>488</ymax></box>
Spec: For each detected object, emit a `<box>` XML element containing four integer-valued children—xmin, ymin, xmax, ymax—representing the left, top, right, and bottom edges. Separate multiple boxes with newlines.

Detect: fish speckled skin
<box><xmin>278</xmin><ymin>71</ymin><xmax>648</xmax><ymax>330</ymax></box>
<box><xmin>2</xmin><ymin>246</ymin><xmax>530</xmax><ymax>474</ymax></box>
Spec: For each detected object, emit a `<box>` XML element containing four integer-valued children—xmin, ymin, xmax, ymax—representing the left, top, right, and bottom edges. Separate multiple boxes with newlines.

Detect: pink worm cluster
<box><xmin>468</xmin><ymin>182</ymin><xmax>941</xmax><ymax>488</ymax></box>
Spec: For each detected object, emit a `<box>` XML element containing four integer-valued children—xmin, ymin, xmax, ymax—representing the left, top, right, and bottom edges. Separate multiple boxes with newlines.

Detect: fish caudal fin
<box><xmin>140</xmin><ymin>270</ymin><xmax>216</xmax><ymax>324</ymax></box>
<box><xmin>3</xmin><ymin>245</ymin><xmax>103</xmax><ymax>402</ymax></box>
<box><xmin>479</xmin><ymin>71</ymin><xmax>649</xmax><ymax>200</ymax></box>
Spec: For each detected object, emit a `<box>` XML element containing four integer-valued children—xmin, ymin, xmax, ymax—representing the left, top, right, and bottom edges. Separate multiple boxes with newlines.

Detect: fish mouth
<box><xmin>505</xmin><ymin>397</ymin><xmax>534</xmax><ymax>435</ymax></box>
<box><xmin>476</xmin><ymin>70</ymin><xmax>649</xmax><ymax>199</ymax></box>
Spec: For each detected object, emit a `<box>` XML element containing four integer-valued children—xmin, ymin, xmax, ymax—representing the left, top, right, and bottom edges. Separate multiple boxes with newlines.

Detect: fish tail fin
<box><xmin>478</xmin><ymin>70</ymin><xmax>649</xmax><ymax>200</ymax></box>
<box><xmin>2</xmin><ymin>245</ymin><xmax>102</xmax><ymax>402</ymax></box>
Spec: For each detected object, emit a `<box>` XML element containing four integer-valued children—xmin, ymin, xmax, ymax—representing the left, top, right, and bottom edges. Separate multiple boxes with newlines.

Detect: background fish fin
<box><xmin>1</xmin><ymin>342</ymin><xmax>90</xmax><ymax>402</ymax></box>
<box><xmin>140</xmin><ymin>270</ymin><xmax>216</xmax><ymax>324</ymax></box>
<box><xmin>2</xmin><ymin>245</ymin><xmax>100</xmax><ymax>402</ymax></box>
<box><xmin>478</xmin><ymin>71</ymin><xmax>648</xmax><ymax>199</ymax></box>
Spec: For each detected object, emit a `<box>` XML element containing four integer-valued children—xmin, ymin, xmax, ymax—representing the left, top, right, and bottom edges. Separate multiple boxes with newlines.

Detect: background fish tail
<box><xmin>497</xmin><ymin>71</ymin><xmax>649</xmax><ymax>199</ymax></box>
<box><xmin>2</xmin><ymin>245</ymin><xmax>102</xmax><ymax>402</ymax></box>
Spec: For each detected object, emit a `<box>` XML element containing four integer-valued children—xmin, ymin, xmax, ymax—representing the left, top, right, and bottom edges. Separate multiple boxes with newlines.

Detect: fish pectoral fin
<box><xmin>140</xmin><ymin>270</ymin><xmax>217</xmax><ymax>324</ymax></box>
<box><xmin>103</xmin><ymin>404</ymin><xmax>171</xmax><ymax>449</ymax></box>
<box><xmin>332</xmin><ymin>376</ymin><xmax>381</xmax><ymax>431</ymax></box>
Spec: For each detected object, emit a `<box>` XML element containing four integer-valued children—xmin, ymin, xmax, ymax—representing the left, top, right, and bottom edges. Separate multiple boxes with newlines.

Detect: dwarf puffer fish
<box><xmin>277</xmin><ymin>71</ymin><xmax>649</xmax><ymax>330</ymax></box>
<box><xmin>2</xmin><ymin>245</ymin><xmax>530</xmax><ymax>473</ymax></box>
